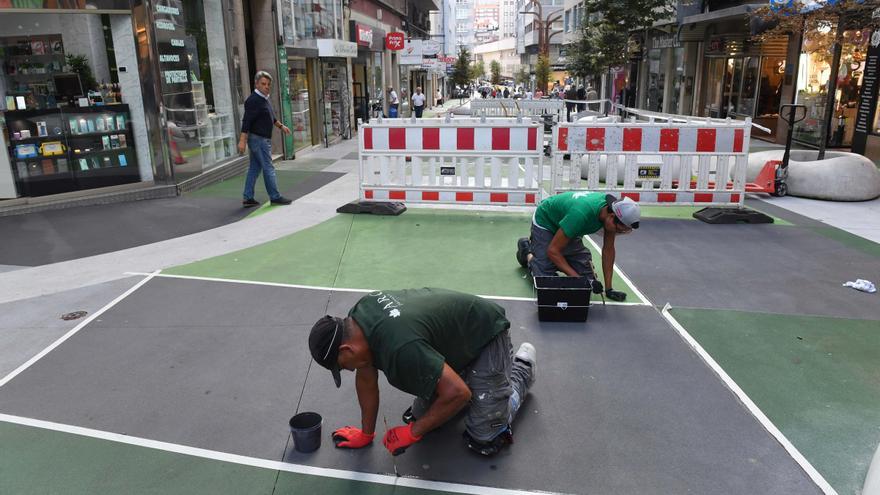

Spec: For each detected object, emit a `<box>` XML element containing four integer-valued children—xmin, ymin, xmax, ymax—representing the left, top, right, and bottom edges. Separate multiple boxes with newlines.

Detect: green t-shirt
<box><xmin>348</xmin><ymin>288</ymin><xmax>510</xmax><ymax>399</ymax></box>
<box><xmin>534</xmin><ymin>191</ymin><xmax>608</xmax><ymax>238</ymax></box>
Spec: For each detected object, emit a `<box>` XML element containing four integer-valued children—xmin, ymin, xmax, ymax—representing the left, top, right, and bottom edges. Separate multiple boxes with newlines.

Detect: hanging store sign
<box><xmin>317</xmin><ymin>39</ymin><xmax>358</xmax><ymax>58</ymax></box>
<box><xmin>386</xmin><ymin>32</ymin><xmax>405</xmax><ymax>51</ymax></box>
<box><xmin>400</xmin><ymin>39</ymin><xmax>423</xmax><ymax>65</ymax></box>
<box><xmin>350</xmin><ymin>22</ymin><xmax>386</xmax><ymax>52</ymax></box>
<box><xmin>422</xmin><ymin>40</ymin><xmax>441</xmax><ymax>56</ymax></box>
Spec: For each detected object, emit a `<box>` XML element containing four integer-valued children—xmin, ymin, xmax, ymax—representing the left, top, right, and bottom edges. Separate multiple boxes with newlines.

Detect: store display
<box><xmin>39</xmin><ymin>141</ymin><xmax>64</xmax><ymax>156</ymax></box>
<box><xmin>15</xmin><ymin>144</ymin><xmax>37</xmax><ymax>158</ymax></box>
<box><xmin>3</xmin><ymin>105</ymin><xmax>139</xmax><ymax>195</ymax></box>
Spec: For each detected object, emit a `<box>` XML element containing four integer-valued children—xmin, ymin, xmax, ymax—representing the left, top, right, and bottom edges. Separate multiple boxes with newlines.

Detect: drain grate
<box><xmin>61</xmin><ymin>311</ymin><xmax>88</xmax><ymax>321</ymax></box>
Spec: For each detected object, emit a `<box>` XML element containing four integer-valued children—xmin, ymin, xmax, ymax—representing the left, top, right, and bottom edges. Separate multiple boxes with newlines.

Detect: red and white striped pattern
<box><xmin>616</xmin><ymin>191</ymin><xmax>741</xmax><ymax>204</ymax></box>
<box><xmin>364</xmin><ymin>189</ymin><xmax>538</xmax><ymax>205</ymax></box>
<box><xmin>557</xmin><ymin>125</ymin><xmax>746</xmax><ymax>154</ymax></box>
<box><xmin>362</xmin><ymin>125</ymin><xmax>540</xmax><ymax>152</ymax></box>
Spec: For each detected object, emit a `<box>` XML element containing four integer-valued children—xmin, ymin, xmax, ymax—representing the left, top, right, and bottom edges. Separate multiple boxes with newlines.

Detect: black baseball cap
<box><xmin>308</xmin><ymin>315</ymin><xmax>344</xmax><ymax>388</ymax></box>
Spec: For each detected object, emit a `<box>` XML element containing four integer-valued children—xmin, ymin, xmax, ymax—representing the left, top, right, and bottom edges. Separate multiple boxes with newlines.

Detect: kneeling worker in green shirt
<box><xmin>308</xmin><ymin>288</ymin><xmax>536</xmax><ymax>456</ymax></box>
<box><xmin>516</xmin><ymin>192</ymin><xmax>640</xmax><ymax>301</ymax></box>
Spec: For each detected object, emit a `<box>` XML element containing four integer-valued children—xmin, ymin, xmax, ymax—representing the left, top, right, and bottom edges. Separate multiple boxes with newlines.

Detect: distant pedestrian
<box><xmin>535</xmin><ymin>89</ymin><xmax>543</xmax><ymax>99</ymax></box>
<box><xmin>436</xmin><ymin>89</ymin><xmax>443</xmax><ymax>106</ymax></box>
<box><xmin>565</xmin><ymin>85</ymin><xmax>577</xmax><ymax>121</ymax></box>
<box><xmin>388</xmin><ymin>87</ymin><xmax>399</xmax><ymax>118</ymax></box>
<box><xmin>503</xmin><ymin>87</ymin><xmax>510</xmax><ymax>98</ymax></box>
<box><xmin>412</xmin><ymin>87</ymin><xmax>426</xmax><ymax>118</ymax></box>
<box><xmin>238</xmin><ymin>70</ymin><xmax>292</xmax><ymax>207</ymax></box>
<box><xmin>577</xmin><ymin>86</ymin><xmax>587</xmax><ymax>112</ymax></box>
<box><xmin>526</xmin><ymin>90</ymin><xmax>533</xmax><ymax>100</ymax></box>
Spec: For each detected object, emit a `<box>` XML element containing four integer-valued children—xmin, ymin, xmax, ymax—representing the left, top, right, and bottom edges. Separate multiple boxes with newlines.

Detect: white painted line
<box><xmin>582</xmin><ymin>236</ymin><xmax>652</xmax><ymax>306</ymax></box>
<box><xmin>0</xmin><ymin>271</ymin><xmax>160</xmax><ymax>389</ymax></box>
<box><xmin>126</xmin><ymin>272</ymin><xmax>643</xmax><ymax>306</ymax></box>
<box><xmin>0</xmin><ymin>413</ymin><xmax>573</xmax><ymax>495</ymax></box>
<box><xmin>124</xmin><ymin>272</ymin><xmax>377</xmax><ymax>294</ymax></box>
<box><xmin>659</xmin><ymin>304</ymin><xmax>837</xmax><ymax>495</ymax></box>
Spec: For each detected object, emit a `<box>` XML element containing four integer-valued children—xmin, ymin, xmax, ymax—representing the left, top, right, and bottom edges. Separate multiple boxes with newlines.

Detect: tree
<box><xmin>535</xmin><ymin>55</ymin><xmax>551</xmax><ymax>93</ymax></box>
<box><xmin>514</xmin><ymin>66</ymin><xmax>530</xmax><ymax>87</ymax></box>
<box><xmin>490</xmin><ymin>60</ymin><xmax>502</xmax><ymax>85</ymax></box>
<box><xmin>567</xmin><ymin>0</ymin><xmax>674</xmax><ymax>81</ymax></box>
<box><xmin>751</xmin><ymin>0</ymin><xmax>879</xmax><ymax>157</ymax></box>
<box><xmin>470</xmin><ymin>60</ymin><xmax>486</xmax><ymax>83</ymax></box>
<box><xmin>451</xmin><ymin>47</ymin><xmax>472</xmax><ymax>90</ymax></box>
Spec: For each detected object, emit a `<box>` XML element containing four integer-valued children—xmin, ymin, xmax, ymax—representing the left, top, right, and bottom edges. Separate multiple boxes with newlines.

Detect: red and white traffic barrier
<box><xmin>551</xmin><ymin>119</ymin><xmax>752</xmax><ymax>207</ymax></box>
<box><xmin>359</xmin><ymin>119</ymin><xmax>544</xmax><ymax>206</ymax></box>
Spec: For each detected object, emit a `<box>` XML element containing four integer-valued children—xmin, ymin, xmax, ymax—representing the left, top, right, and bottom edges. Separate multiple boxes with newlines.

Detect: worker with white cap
<box><xmin>516</xmin><ymin>192</ymin><xmax>640</xmax><ymax>302</ymax></box>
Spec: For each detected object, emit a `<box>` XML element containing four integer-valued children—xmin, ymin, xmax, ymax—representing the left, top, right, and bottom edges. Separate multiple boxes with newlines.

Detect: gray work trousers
<box><xmin>411</xmin><ymin>330</ymin><xmax>534</xmax><ymax>442</ymax></box>
<box><xmin>527</xmin><ymin>222</ymin><xmax>596</xmax><ymax>278</ymax></box>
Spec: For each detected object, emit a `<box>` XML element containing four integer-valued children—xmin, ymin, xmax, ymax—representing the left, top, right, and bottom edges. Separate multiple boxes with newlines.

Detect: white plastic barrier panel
<box><xmin>470</xmin><ymin>99</ymin><xmax>565</xmax><ymax>122</ymax></box>
<box><xmin>552</xmin><ymin>119</ymin><xmax>751</xmax><ymax>207</ymax></box>
<box><xmin>359</xmin><ymin>120</ymin><xmax>544</xmax><ymax>206</ymax></box>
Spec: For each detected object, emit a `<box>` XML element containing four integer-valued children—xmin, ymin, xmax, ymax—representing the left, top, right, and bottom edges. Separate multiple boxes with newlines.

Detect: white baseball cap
<box><xmin>611</xmin><ymin>196</ymin><xmax>640</xmax><ymax>229</ymax></box>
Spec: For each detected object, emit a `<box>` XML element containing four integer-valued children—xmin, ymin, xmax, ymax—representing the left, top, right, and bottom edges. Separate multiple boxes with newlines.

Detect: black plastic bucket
<box><xmin>289</xmin><ymin>412</ymin><xmax>322</xmax><ymax>453</ymax></box>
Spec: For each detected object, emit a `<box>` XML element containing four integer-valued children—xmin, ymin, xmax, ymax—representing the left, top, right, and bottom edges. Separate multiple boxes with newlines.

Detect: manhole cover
<box><xmin>61</xmin><ymin>311</ymin><xmax>88</xmax><ymax>321</ymax></box>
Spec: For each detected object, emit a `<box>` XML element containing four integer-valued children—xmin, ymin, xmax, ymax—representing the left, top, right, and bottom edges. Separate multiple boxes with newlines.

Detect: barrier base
<box><xmin>336</xmin><ymin>200</ymin><xmax>406</xmax><ymax>216</ymax></box>
<box><xmin>693</xmin><ymin>207</ymin><xmax>773</xmax><ymax>225</ymax></box>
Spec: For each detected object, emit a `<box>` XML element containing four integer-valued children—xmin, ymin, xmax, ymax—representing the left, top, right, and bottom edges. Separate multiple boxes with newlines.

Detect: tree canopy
<box><xmin>451</xmin><ymin>47</ymin><xmax>472</xmax><ymax>88</ymax></box>
<box><xmin>490</xmin><ymin>60</ymin><xmax>502</xmax><ymax>85</ymax></box>
<box><xmin>567</xmin><ymin>0</ymin><xmax>675</xmax><ymax>79</ymax></box>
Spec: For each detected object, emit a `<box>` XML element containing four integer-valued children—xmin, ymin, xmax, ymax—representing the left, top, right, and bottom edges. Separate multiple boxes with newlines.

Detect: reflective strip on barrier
<box><xmin>363</xmin><ymin>126</ymin><xmax>540</xmax><ymax>152</ymax></box>
<box><xmin>551</xmin><ymin>120</ymin><xmax>751</xmax><ymax>208</ymax></box>
<box><xmin>359</xmin><ymin>120</ymin><xmax>544</xmax><ymax>207</ymax></box>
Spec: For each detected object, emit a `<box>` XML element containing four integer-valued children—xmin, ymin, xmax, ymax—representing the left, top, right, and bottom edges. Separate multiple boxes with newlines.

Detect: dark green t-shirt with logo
<box><xmin>534</xmin><ymin>191</ymin><xmax>608</xmax><ymax>238</ymax></box>
<box><xmin>348</xmin><ymin>288</ymin><xmax>509</xmax><ymax>399</ymax></box>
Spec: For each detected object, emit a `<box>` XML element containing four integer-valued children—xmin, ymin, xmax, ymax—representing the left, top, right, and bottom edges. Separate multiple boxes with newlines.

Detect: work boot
<box><xmin>515</xmin><ymin>237</ymin><xmax>531</xmax><ymax>268</ymax></box>
<box><xmin>463</xmin><ymin>428</ymin><xmax>514</xmax><ymax>456</ymax></box>
<box><xmin>514</xmin><ymin>342</ymin><xmax>536</xmax><ymax>386</ymax></box>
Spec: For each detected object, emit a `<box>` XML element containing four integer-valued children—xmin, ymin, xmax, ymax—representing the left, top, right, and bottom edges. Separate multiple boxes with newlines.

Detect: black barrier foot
<box><xmin>693</xmin><ymin>207</ymin><xmax>773</xmax><ymax>224</ymax></box>
<box><xmin>336</xmin><ymin>200</ymin><xmax>406</xmax><ymax>216</ymax></box>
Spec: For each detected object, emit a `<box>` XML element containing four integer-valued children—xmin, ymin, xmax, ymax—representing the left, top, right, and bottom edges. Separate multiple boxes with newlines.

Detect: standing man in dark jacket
<box><xmin>238</xmin><ymin>70</ymin><xmax>292</xmax><ymax>207</ymax></box>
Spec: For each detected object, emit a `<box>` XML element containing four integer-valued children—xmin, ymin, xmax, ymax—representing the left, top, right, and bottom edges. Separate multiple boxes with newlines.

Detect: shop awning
<box><xmin>410</xmin><ymin>0</ymin><xmax>439</xmax><ymax>12</ymax></box>
<box><xmin>678</xmin><ymin>3</ymin><xmax>763</xmax><ymax>42</ymax></box>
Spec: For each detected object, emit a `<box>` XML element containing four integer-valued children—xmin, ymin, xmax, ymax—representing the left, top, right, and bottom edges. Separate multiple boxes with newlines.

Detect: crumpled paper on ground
<box><xmin>842</xmin><ymin>279</ymin><xmax>877</xmax><ymax>293</ymax></box>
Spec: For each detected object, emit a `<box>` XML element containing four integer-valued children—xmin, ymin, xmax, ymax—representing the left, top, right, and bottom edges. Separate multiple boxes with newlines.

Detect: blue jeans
<box><xmin>243</xmin><ymin>135</ymin><xmax>281</xmax><ymax>201</ymax></box>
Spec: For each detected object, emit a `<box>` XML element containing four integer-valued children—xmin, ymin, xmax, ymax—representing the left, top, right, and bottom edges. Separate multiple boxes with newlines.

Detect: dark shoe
<box><xmin>402</xmin><ymin>406</ymin><xmax>417</xmax><ymax>425</ymax></box>
<box><xmin>515</xmin><ymin>237</ymin><xmax>531</xmax><ymax>268</ymax></box>
<box><xmin>463</xmin><ymin>428</ymin><xmax>513</xmax><ymax>456</ymax></box>
<box><xmin>242</xmin><ymin>198</ymin><xmax>259</xmax><ymax>207</ymax></box>
<box><xmin>270</xmin><ymin>196</ymin><xmax>293</xmax><ymax>205</ymax></box>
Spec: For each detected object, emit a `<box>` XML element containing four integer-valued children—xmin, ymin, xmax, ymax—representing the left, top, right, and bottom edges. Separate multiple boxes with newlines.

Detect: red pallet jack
<box><xmin>693</xmin><ymin>104</ymin><xmax>806</xmax><ymax>224</ymax></box>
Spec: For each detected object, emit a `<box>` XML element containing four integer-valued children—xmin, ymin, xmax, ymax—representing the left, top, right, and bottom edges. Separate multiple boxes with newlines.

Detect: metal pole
<box><xmin>818</xmin><ymin>17</ymin><xmax>844</xmax><ymax>160</ymax></box>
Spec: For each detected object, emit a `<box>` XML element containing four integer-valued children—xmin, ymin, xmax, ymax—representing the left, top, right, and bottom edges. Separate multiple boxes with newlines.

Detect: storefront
<box><xmin>350</xmin><ymin>22</ymin><xmax>385</xmax><ymax>127</ymax></box>
<box><xmin>699</xmin><ymin>35</ymin><xmax>788</xmax><ymax>140</ymax></box>
<box><xmin>317</xmin><ymin>39</ymin><xmax>356</xmax><ymax>145</ymax></box>
<box><xmin>643</xmin><ymin>31</ymin><xmax>683</xmax><ymax>113</ymax></box>
<box><xmin>287</xmin><ymin>57</ymin><xmax>318</xmax><ymax>152</ymax></box>
<box><xmin>793</xmin><ymin>28</ymin><xmax>873</xmax><ymax>148</ymax></box>
<box><xmin>852</xmin><ymin>30</ymin><xmax>880</xmax><ymax>162</ymax></box>
<box><xmin>0</xmin><ymin>0</ymin><xmax>244</xmax><ymax>199</ymax></box>
<box><xmin>0</xmin><ymin>3</ymin><xmax>149</xmax><ymax>198</ymax></box>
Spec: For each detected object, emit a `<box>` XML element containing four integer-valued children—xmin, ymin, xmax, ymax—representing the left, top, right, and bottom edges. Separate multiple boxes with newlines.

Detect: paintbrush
<box><xmin>383</xmin><ymin>414</ymin><xmax>400</xmax><ymax>477</ymax></box>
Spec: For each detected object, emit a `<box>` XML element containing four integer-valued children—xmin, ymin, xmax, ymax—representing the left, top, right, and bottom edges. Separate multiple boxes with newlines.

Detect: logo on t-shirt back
<box><xmin>367</xmin><ymin>291</ymin><xmax>403</xmax><ymax>317</ymax></box>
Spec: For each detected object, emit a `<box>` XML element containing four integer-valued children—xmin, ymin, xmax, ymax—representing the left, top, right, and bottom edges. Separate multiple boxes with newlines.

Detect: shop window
<box><xmin>288</xmin><ymin>58</ymin><xmax>312</xmax><ymax>151</ymax></box>
<box><xmin>754</xmin><ymin>56</ymin><xmax>785</xmax><ymax>139</ymax></box>
<box><xmin>795</xmin><ymin>29</ymin><xmax>872</xmax><ymax>147</ymax></box>
<box><xmin>281</xmin><ymin>0</ymin><xmax>344</xmax><ymax>45</ymax></box>
<box><xmin>155</xmin><ymin>0</ymin><xmax>236</xmax><ymax>181</ymax></box>
<box><xmin>0</xmin><ymin>13</ymin><xmax>143</xmax><ymax>197</ymax></box>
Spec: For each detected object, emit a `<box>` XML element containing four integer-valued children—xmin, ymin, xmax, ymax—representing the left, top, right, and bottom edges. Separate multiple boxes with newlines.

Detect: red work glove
<box><xmin>332</xmin><ymin>426</ymin><xmax>374</xmax><ymax>449</ymax></box>
<box><xmin>382</xmin><ymin>423</ymin><xmax>422</xmax><ymax>456</ymax></box>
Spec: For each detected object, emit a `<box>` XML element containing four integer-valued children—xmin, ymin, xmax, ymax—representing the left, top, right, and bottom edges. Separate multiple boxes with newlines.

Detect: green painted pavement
<box><xmin>275</xmin><ymin>157</ymin><xmax>338</xmax><ymax>172</ymax></box>
<box><xmin>186</xmin><ymin>170</ymin><xmax>317</xmax><ymax>201</ymax></box>
<box><xmin>809</xmin><ymin>226</ymin><xmax>880</xmax><ymax>259</ymax></box>
<box><xmin>0</xmin><ymin>421</ymin><xmax>473</xmax><ymax>495</ymax></box>
<box><xmin>166</xmin><ymin>209</ymin><xmax>642</xmax><ymax>301</ymax></box>
<box><xmin>669</xmin><ymin>307</ymin><xmax>880</xmax><ymax>495</ymax></box>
